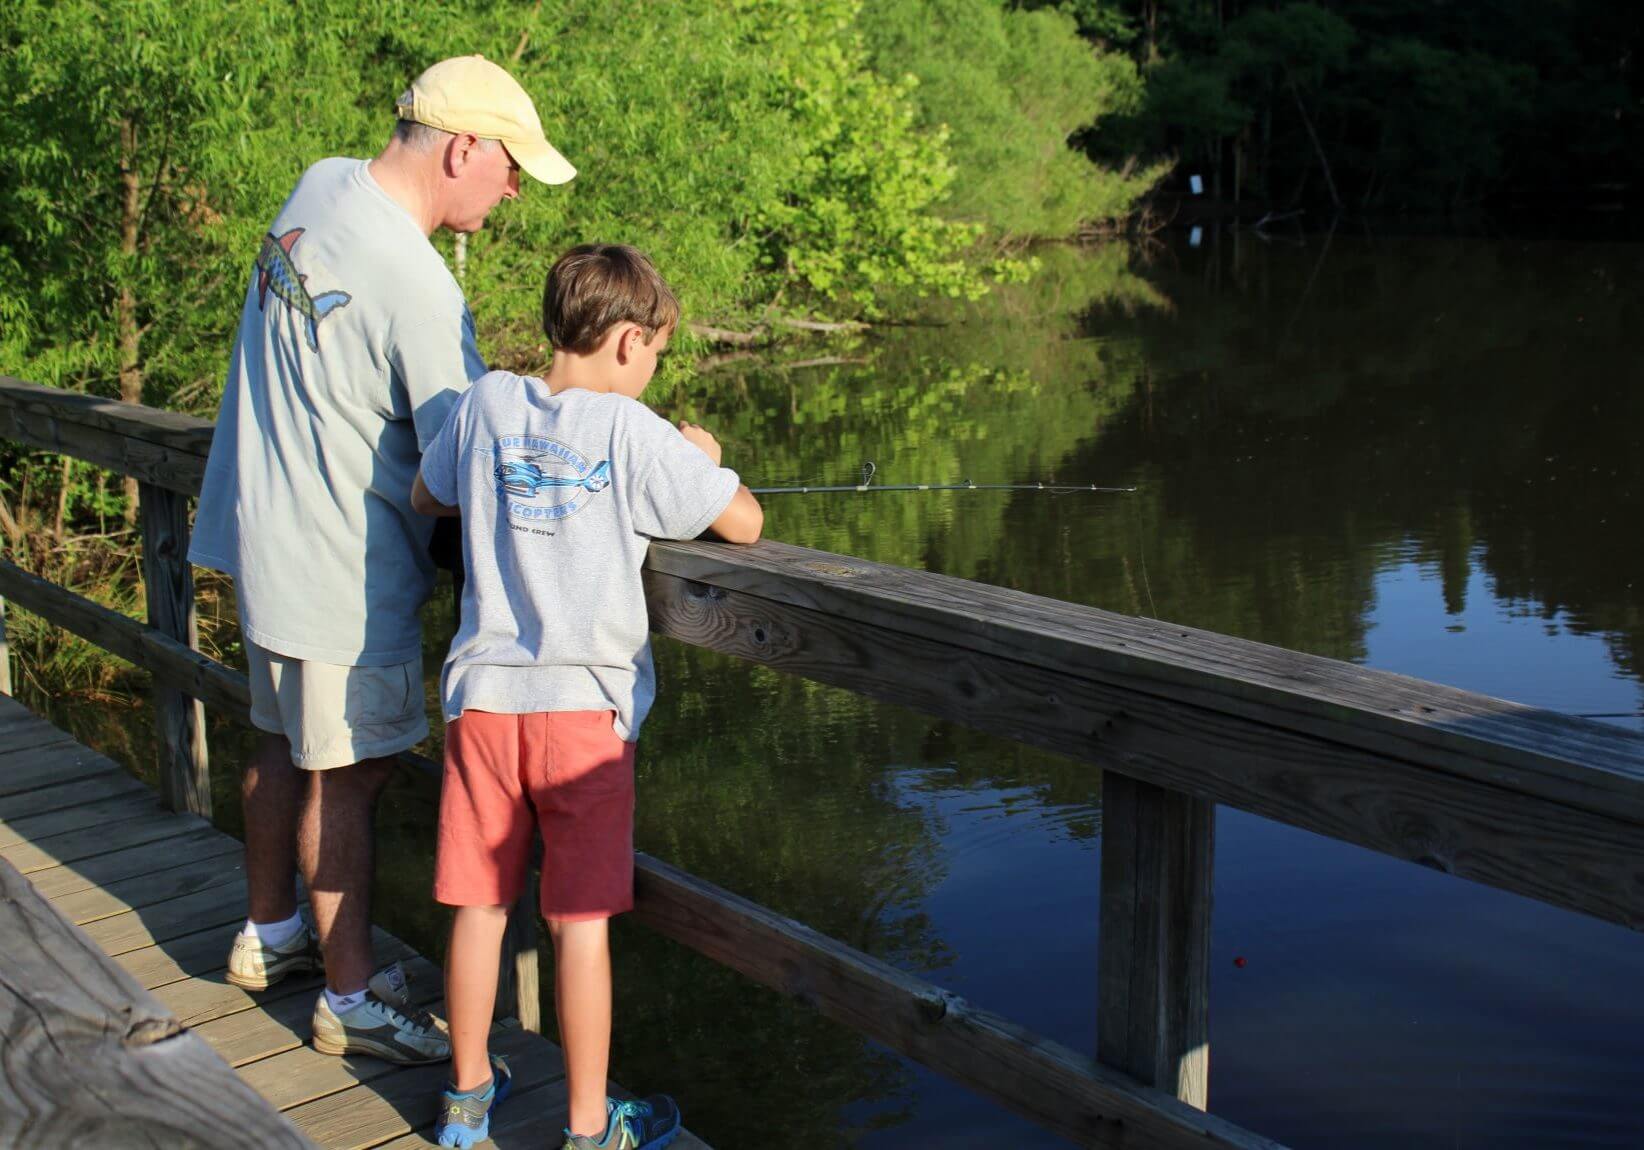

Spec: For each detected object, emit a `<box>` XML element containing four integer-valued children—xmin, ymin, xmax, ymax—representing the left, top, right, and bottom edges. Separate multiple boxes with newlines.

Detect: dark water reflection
<box><xmin>27</xmin><ymin>232</ymin><xmax>1644</xmax><ymax>1149</ymax></box>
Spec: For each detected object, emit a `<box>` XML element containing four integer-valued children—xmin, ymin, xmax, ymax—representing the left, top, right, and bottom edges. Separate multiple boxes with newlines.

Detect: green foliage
<box><xmin>2</xmin><ymin>0</ymin><xmax>1074</xmax><ymax>415</ymax></box>
<box><xmin>1</xmin><ymin>0</ymin><xmax>273</xmax><ymax>403</ymax></box>
<box><xmin>859</xmin><ymin>0</ymin><xmax>1162</xmax><ymax>239</ymax></box>
<box><xmin>470</xmin><ymin>0</ymin><xmax>986</xmax><ymax>327</ymax></box>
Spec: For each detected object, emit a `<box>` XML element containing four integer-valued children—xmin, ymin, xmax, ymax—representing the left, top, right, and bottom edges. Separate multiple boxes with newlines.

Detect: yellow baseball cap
<box><xmin>398</xmin><ymin>55</ymin><xmax>576</xmax><ymax>185</ymax></box>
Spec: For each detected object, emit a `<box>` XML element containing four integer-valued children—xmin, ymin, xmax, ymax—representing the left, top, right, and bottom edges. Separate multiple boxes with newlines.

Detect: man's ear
<box><xmin>615</xmin><ymin>324</ymin><xmax>640</xmax><ymax>364</ymax></box>
<box><xmin>445</xmin><ymin>132</ymin><xmax>480</xmax><ymax>178</ymax></box>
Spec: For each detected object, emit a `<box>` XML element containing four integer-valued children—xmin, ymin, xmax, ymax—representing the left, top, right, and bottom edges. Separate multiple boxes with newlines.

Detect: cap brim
<box><xmin>508</xmin><ymin>135</ymin><xmax>576</xmax><ymax>185</ymax></box>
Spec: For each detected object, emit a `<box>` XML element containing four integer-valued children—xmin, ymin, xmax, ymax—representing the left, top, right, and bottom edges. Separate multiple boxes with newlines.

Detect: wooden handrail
<box><xmin>0</xmin><ymin>555</ymin><xmax>1274</xmax><ymax>1150</ymax></box>
<box><xmin>7</xmin><ymin>374</ymin><xmax>1644</xmax><ymax>1147</ymax></box>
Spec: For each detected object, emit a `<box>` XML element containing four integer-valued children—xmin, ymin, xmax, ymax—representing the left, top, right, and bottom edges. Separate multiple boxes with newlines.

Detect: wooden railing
<box><xmin>3</xmin><ymin>374</ymin><xmax>1643</xmax><ymax>1150</ymax></box>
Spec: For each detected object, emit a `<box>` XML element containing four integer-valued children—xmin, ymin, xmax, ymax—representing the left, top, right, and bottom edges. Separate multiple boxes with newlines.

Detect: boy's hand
<box><xmin>677</xmin><ymin>420</ymin><xmax>723</xmax><ymax>466</ymax></box>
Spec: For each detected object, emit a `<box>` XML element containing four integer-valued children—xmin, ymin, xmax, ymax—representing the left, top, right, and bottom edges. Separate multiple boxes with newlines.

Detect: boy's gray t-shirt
<box><xmin>190</xmin><ymin>158</ymin><xmax>484</xmax><ymax>665</ymax></box>
<box><xmin>419</xmin><ymin>370</ymin><xmax>740</xmax><ymax>740</ymax></box>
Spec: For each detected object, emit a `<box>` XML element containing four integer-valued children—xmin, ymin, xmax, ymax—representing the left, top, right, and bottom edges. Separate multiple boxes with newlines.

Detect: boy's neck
<box><xmin>541</xmin><ymin>351</ymin><xmax>615</xmax><ymax>397</ymax></box>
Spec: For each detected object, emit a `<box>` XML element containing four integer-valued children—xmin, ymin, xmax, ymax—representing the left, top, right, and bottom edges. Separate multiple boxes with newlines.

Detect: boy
<box><xmin>411</xmin><ymin>243</ymin><xmax>762</xmax><ymax>1149</ymax></box>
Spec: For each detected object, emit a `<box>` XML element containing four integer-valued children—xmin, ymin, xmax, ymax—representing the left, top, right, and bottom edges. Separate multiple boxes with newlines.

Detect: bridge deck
<box><xmin>0</xmin><ymin>693</ymin><xmax>711</xmax><ymax>1149</ymax></box>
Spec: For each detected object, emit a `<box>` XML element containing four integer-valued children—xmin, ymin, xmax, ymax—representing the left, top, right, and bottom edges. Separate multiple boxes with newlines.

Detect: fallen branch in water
<box><xmin>688</xmin><ymin>315</ymin><xmax>871</xmax><ymax>348</ymax></box>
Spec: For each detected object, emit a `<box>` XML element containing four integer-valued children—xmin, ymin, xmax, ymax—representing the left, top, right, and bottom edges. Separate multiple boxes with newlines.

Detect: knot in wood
<box><xmin>684</xmin><ymin>580</ymin><xmax>726</xmax><ymax>603</ymax></box>
<box><xmin>124</xmin><ymin>1015</ymin><xmax>182</xmax><ymax>1047</ymax></box>
<box><xmin>798</xmin><ymin>560</ymin><xmax>867</xmax><ymax>578</ymax></box>
<box><xmin>915</xmin><ymin>989</ymin><xmax>953</xmax><ymax>1023</ymax></box>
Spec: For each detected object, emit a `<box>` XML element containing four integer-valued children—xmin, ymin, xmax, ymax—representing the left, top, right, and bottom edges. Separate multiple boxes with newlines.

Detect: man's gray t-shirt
<box><xmin>190</xmin><ymin>158</ymin><xmax>484</xmax><ymax>665</ymax></box>
<box><xmin>418</xmin><ymin>370</ymin><xmax>739</xmax><ymax>740</ymax></box>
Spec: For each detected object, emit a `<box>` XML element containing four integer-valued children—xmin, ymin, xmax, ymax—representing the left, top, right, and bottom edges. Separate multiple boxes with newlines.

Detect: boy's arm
<box><xmin>412</xmin><ymin>469</ymin><xmax>460</xmax><ymax>517</ymax></box>
<box><xmin>676</xmin><ymin>421</ymin><xmax>762</xmax><ymax>544</ymax></box>
<box><xmin>704</xmin><ymin>485</ymin><xmax>762</xmax><ymax>544</ymax></box>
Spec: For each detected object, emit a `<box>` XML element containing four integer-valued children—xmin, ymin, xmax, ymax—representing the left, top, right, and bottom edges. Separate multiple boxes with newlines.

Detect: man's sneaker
<box><xmin>434</xmin><ymin>1055</ymin><xmax>512</xmax><ymax>1148</ymax></box>
<box><xmin>562</xmin><ymin>1095</ymin><xmax>681</xmax><ymax>1150</ymax></box>
<box><xmin>225</xmin><ymin>916</ymin><xmax>320</xmax><ymax>991</ymax></box>
<box><xmin>311</xmin><ymin>990</ymin><xmax>451</xmax><ymax>1063</ymax></box>
<box><xmin>368</xmin><ymin>959</ymin><xmax>414</xmax><ymax>1009</ymax></box>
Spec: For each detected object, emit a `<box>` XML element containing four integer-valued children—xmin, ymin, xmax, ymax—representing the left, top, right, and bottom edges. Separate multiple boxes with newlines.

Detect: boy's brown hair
<box><xmin>541</xmin><ymin>243</ymin><xmax>680</xmax><ymax>354</ymax></box>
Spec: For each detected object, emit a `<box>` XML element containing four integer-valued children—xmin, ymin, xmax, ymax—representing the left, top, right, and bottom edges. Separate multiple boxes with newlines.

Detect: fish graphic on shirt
<box><xmin>255</xmin><ymin>228</ymin><xmax>352</xmax><ymax>352</ymax></box>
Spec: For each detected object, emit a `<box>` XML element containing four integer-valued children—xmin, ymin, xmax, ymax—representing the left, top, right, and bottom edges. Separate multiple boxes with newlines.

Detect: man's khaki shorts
<box><xmin>246</xmin><ymin>643</ymin><xmax>429</xmax><ymax>770</ymax></box>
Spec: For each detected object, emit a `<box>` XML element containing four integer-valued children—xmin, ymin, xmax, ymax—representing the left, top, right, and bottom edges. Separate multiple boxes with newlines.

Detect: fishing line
<box><xmin>749</xmin><ymin>461</ymin><xmax>1136</xmax><ymax>496</ymax></box>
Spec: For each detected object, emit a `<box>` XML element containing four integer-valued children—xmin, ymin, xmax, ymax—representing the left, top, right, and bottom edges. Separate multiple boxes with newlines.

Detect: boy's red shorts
<box><xmin>434</xmin><ymin>709</ymin><xmax>635</xmax><ymax>922</ymax></box>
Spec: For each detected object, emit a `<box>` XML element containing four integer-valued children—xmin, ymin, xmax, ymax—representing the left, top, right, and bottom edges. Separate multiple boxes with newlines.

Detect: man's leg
<box><xmin>549</xmin><ymin>916</ymin><xmax>613</xmax><ymax>1139</ymax></box>
<box><xmin>298</xmin><ymin>754</ymin><xmax>396</xmax><ymax>994</ymax></box>
<box><xmin>243</xmin><ymin>733</ymin><xmax>302</xmax><ymax>924</ymax></box>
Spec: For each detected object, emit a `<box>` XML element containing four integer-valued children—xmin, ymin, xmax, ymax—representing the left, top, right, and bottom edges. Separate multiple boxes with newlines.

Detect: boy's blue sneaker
<box><xmin>434</xmin><ymin>1055</ymin><xmax>512</xmax><ymax>1148</ymax></box>
<box><xmin>561</xmin><ymin>1095</ymin><xmax>681</xmax><ymax>1150</ymax></box>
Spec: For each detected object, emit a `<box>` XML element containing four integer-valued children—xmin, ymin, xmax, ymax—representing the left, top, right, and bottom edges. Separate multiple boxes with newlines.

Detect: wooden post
<box><xmin>497</xmin><ymin>876</ymin><xmax>542</xmax><ymax>1033</ymax></box>
<box><xmin>0</xmin><ymin>594</ymin><xmax>11</xmax><ymax>696</ymax></box>
<box><xmin>138</xmin><ymin>482</ymin><xmax>209</xmax><ymax>817</ymax></box>
<box><xmin>1098</xmin><ymin>773</ymin><xmax>1215</xmax><ymax>1109</ymax></box>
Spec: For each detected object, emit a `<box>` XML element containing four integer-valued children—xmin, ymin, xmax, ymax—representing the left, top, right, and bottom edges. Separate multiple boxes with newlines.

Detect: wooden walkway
<box><xmin>0</xmin><ymin>692</ymin><xmax>710</xmax><ymax>1149</ymax></box>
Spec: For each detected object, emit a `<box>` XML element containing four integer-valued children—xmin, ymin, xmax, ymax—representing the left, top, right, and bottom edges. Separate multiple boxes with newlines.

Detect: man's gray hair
<box><xmin>393</xmin><ymin>90</ymin><xmax>501</xmax><ymax>153</ymax></box>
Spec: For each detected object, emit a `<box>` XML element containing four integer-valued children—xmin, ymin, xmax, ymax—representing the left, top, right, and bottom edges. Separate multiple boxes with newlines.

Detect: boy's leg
<box><xmin>433</xmin><ymin>711</ymin><xmax>537</xmax><ymax>1087</ymax></box>
<box><xmin>447</xmin><ymin>904</ymin><xmax>510</xmax><ymax>1091</ymax></box>
<box><xmin>547</xmin><ymin>916</ymin><xmax>614</xmax><ymax>1139</ymax></box>
<box><xmin>530</xmin><ymin>710</ymin><xmax>637</xmax><ymax>1141</ymax></box>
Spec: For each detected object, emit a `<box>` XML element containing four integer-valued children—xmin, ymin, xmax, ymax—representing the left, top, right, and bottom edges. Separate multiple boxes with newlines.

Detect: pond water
<box><xmin>31</xmin><ymin>229</ymin><xmax>1644</xmax><ymax>1149</ymax></box>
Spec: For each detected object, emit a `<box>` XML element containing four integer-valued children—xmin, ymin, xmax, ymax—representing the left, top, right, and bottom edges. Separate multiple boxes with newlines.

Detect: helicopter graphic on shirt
<box><xmin>495</xmin><ymin>458</ymin><xmax>612</xmax><ymax>497</ymax></box>
<box><xmin>490</xmin><ymin>435</ymin><xmax>611</xmax><ymax>523</ymax></box>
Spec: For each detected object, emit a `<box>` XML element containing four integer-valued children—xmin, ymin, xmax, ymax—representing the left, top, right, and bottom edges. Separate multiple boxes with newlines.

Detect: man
<box><xmin>190</xmin><ymin>55</ymin><xmax>575</xmax><ymax>1063</ymax></box>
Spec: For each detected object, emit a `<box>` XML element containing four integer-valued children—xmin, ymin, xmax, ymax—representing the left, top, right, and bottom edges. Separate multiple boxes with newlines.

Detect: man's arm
<box><xmin>704</xmin><ymin>486</ymin><xmax>762</xmax><ymax>544</ymax></box>
<box><xmin>412</xmin><ymin>471</ymin><xmax>460</xmax><ymax>517</ymax></box>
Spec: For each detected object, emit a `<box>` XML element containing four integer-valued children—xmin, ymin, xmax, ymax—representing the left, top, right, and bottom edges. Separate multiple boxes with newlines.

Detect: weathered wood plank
<box><xmin>0</xmin><ymin>855</ymin><xmax>312</xmax><ymax>1149</ymax></box>
<box><xmin>644</xmin><ymin>569</ymin><xmax>1644</xmax><ymax>931</ymax></box>
<box><xmin>645</xmin><ymin>539</ymin><xmax>1644</xmax><ymax>822</ymax></box>
<box><xmin>0</xmin><ymin>806</ymin><xmax>209</xmax><ymax>874</ymax></box>
<box><xmin>139</xmin><ymin>481</ymin><xmax>211</xmax><ymax>817</ymax></box>
<box><xmin>0</xmin><ymin>375</ymin><xmax>212</xmax><ymax>495</ymax></box>
<box><xmin>1098</xmin><ymin>776</ymin><xmax>1214</xmax><ymax>1109</ymax></box>
<box><xmin>0</xmin><ymin>726</ymin><xmax>77</xmax><ymax>758</ymax></box>
<box><xmin>0</xmin><ymin>767</ymin><xmax>146</xmax><ymax>823</ymax></box>
<box><xmin>79</xmin><ymin>875</ymin><xmax>248</xmax><ymax>956</ymax></box>
<box><xmin>632</xmin><ymin>853</ymin><xmax>1283</xmax><ymax>1150</ymax></box>
<box><xmin>281</xmin><ymin>1026</ymin><xmax>547</xmax><ymax>1149</ymax></box>
<box><xmin>28</xmin><ymin>824</ymin><xmax>240</xmax><ymax>904</ymax></box>
<box><xmin>0</xmin><ymin>691</ymin><xmax>37</xmax><ymax>722</ymax></box>
<box><xmin>195</xmin><ymin>956</ymin><xmax>441</xmax><ymax>1069</ymax></box>
<box><xmin>0</xmin><ymin>741</ymin><xmax>115</xmax><ymax>796</ymax></box>
<box><xmin>53</xmin><ymin>846</ymin><xmax>246</xmax><ymax>926</ymax></box>
<box><xmin>243</xmin><ymin>1035</ymin><xmax>428</xmax><ymax>1114</ymax></box>
<box><xmin>0</xmin><ymin>790</ymin><xmax>164</xmax><ymax>850</ymax></box>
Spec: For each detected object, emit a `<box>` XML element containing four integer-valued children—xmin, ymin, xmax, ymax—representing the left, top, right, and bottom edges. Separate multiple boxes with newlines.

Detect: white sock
<box><xmin>243</xmin><ymin>910</ymin><xmax>304</xmax><ymax>948</ymax></box>
<box><xmin>325</xmin><ymin>987</ymin><xmax>368</xmax><ymax>1015</ymax></box>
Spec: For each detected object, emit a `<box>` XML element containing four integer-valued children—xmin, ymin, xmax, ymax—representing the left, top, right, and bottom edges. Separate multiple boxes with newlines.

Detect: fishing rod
<box><xmin>749</xmin><ymin>461</ymin><xmax>1136</xmax><ymax>496</ymax></box>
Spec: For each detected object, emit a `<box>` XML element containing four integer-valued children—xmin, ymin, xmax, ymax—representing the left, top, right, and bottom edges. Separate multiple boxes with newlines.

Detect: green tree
<box><xmin>859</xmin><ymin>0</ymin><xmax>1163</xmax><ymax>239</ymax></box>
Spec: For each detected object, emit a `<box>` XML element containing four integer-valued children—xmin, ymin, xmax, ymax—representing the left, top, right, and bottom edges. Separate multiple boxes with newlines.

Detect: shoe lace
<box><xmin>610</xmin><ymin>1099</ymin><xmax>651</xmax><ymax>1139</ymax></box>
<box><xmin>371</xmin><ymin>994</ymin><xmax>439</xmax><ymax>1033</ymax></box>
